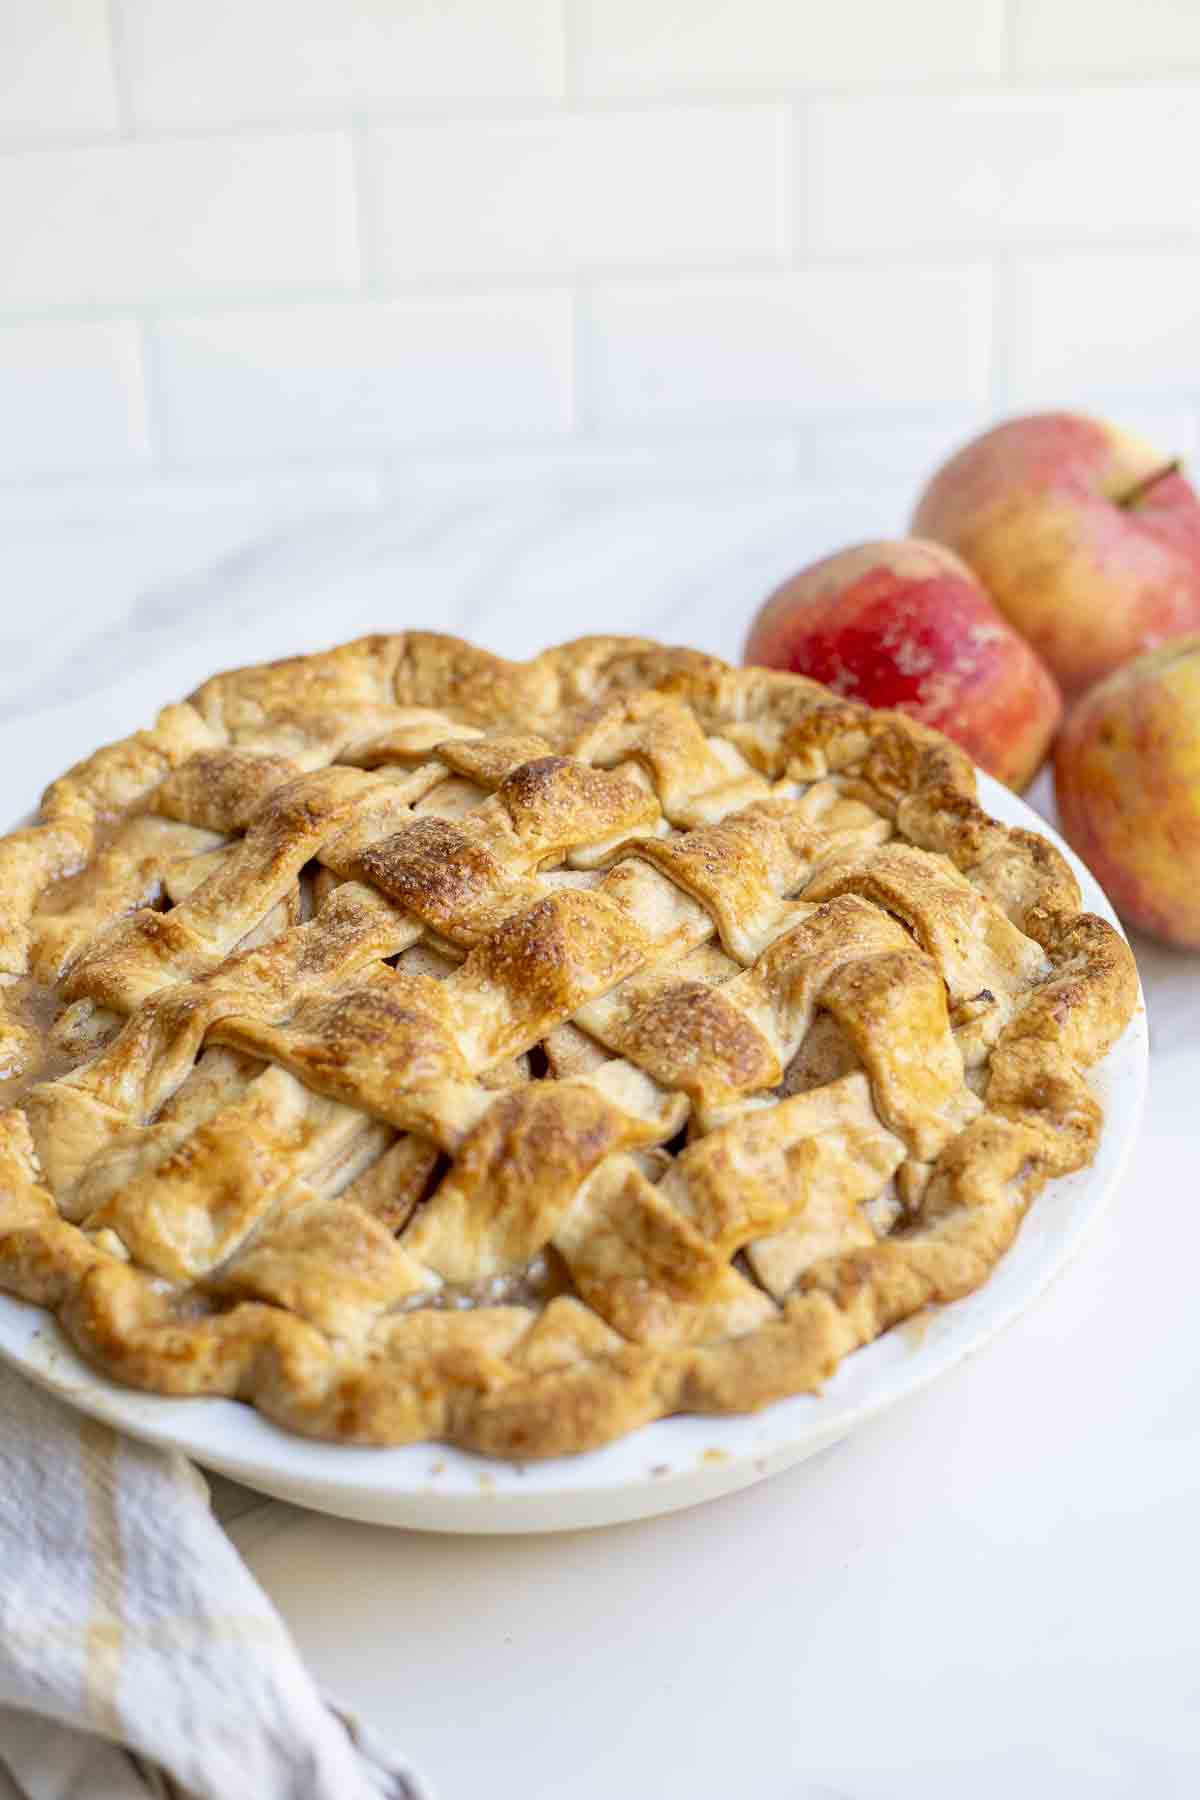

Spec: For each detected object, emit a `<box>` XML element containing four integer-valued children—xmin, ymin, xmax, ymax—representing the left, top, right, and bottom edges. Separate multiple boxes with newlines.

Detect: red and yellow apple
<box><xmin>743</xmin><ymin>538</ymin><xmax>1062</xmax><ymax>789</ymax></box>
<box><xmin>1055</xmin><ymin>637</ymin><xmax>1200</xmax><ymax>948</ymax></box>
<box><xmin>913</xmin><ymin>412</ymin><xmax>1200</xmax><ymax>698</ymax></box>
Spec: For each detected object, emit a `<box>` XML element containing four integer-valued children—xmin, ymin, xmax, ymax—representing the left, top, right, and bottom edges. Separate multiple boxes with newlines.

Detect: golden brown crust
<box><xmin>0</xmin><ymin>633</ymin><xmax>1138</xmax><ymax>1458</ymax></box>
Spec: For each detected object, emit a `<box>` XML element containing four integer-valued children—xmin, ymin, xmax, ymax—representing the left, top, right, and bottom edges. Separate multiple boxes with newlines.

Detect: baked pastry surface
<box><xmin>0</xmin><ymin>634</ymin><xmax>1137</xmax><ymax>1458</ymax></box>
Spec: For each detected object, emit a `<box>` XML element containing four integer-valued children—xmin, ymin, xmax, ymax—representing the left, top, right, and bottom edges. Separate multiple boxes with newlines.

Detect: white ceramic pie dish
<box><xmin>0</xmin><ymin>775</ymin><xmax>1147</xmax><ymax>1533</ymax></box>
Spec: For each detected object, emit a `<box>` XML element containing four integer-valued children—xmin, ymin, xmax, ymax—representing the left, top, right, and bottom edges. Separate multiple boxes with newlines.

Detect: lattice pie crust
<box><xmin>0</xmin><ymin>634</ymin><xmax>1136</xmax><ymax>1458</ymax></box>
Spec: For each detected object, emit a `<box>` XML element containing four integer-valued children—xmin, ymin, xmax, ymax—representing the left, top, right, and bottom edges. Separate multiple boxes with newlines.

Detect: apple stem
<box><xmin>1117</xmin><ymin>458</ymin><xmax>1182</xmax><ymax>509</ymax></box>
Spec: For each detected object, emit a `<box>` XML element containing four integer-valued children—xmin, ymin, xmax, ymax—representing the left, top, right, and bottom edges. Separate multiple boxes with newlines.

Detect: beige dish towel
<box><xmin>0</xmin><ymin>1363</ymin><xmax>433</xmax><ymax>1800</ymax></box>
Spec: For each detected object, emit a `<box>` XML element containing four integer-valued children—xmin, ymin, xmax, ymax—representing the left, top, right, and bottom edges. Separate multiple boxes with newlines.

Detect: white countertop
<box><xmin>4</xmin><ymin>489</ymin><xmax>1198</xmax><ymax>1800</ymax></box>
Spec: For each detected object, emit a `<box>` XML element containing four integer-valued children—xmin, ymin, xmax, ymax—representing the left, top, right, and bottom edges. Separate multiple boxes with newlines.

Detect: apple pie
<box><xmin>0</xmin><ymin>633</ymin><xmax>1137</xmax><ymax>1458</ymax></box>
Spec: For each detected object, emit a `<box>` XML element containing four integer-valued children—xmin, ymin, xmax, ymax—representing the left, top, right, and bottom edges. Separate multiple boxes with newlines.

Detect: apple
<box><xmin>913</xmin><ymin>412</ymin><xmax>1200</xmax><ymax>698</ymax></box>
<box><xmin>1055</xmin><ymin>636</ymin><xmax>1200</xmax><ymax>949</ymax></box>
<box><xmin>743</xmin><ymin>538</ymin><xmax>1062</xmax><ymax>790</ymax></box>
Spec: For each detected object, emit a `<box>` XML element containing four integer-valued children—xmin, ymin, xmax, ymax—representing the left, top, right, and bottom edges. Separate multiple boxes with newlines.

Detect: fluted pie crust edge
<box><xmin>0</xmin><ymin>634</ymin><xmax>1137</xmax><ymax>1459</ymax></box>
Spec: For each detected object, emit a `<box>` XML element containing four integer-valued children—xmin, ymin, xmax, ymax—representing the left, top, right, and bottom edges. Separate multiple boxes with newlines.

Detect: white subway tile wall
<box><xmin>119</xmin><ymin>0</ymin><xmax>566</xmax><ymax>122</ymax></box>
<box><xmin>154</xmin><ymin>294</ymin><xmax>574</xmax><ymax>458</ymax></box>
<box><xmin>0</xmin><ymin>0</ymin><xmax>1197</xmax><ymax>524</ymax></box>
<box><xmin>0</xmin><ymin>320</ymin><xmax>147</xmax><ymax>473</ymax></box>
<box><xmin>0</xmin><ymin>1</ymin><xmax>117</xmax><ymax>140</ymax></box>
<box><xmin>0</xmin><ymin>134</ymin><xmax>359</xmax><ymax>306</ymax></box>
<box><xmin>367</xmin><ymin>109</ymin><xmax>786</xmax><ymax>280</ymax></box>
<box><xmin>570</xmin><ymin>0</ymin><xmax>1009</xmax><ymax>95</ymax></box>
<box><xmin>799</xmin><ymin>89</ymin><xmax>1200</xmax><ymax>253</ymax></box>
<box><xmin>1011</xmin><ymin>0</ymin><xmax>1200</xmax><ymax>76</ymax></box>
<box><xmin>1009</xmin><ymin>253</ymin><xmax>1200</xmax><ymax>403</ymax></box>
<box><xmin>580</xmin><ymin>269</ymin><xmax>991</xmax><ymax>428</ymax></box>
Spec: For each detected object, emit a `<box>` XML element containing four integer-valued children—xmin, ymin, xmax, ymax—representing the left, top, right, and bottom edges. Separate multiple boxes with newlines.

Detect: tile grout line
<box><xmin>1003</xmin><ymin>0</ymin><xmax>1022</xmax><ymax>79</ymax></box>
<box><xmin>103</xmin><ymin>0</ymin><xmax>136</xmax><ymax>139</ymax></box>
<box><xmin>136</xmin><ymin>314</ymin><xmax>170</xmax><ymax>470</ymax></box>
<box><xmin>6</xmin><ymin>237</ymin><xmax>1200</xmax><ymax>332</ymax></box>
<box><xmin>569</xmin><ymin>278</ymin><xmax>592</xmax><ymax>441</ymax></box>
<box><xmin>560</xmin><ymin>0</ymin><xmax>577</xmax><ymax>106</ymax></box>
<box><xmin>350</xmin><ymin>115</ymin><xmax>377</xmax><ymax>295</ymax></box>
<box><xmin>3</xmin><ymin>410</ymin><xmax>1196</xmax><ymax>505</ymax></box>
<box><xmin>0</xmin><ymin>430</ymin><xmax>846</xmax><ymax>492</ymax></box>
<box><xmin>3</xmin><ymin>68</ymin><xmax>1200</xmax><ymax>159</ymax></box>
<box><xmin>777</xmin><ymin>102</ymin><xmax>796</xmax><ymax>266</ymax></box>
<box><xmin>988</xmin><ymin>254</ymin><xmax>1016</xmax><ymax>419</ymax></box>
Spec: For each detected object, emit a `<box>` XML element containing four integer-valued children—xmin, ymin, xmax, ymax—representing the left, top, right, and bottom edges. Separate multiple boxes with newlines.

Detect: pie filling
<box><xmin>0</xmin><ymin>632</ymin><xmax>1137</xmax><ymax>1456</ymax></box>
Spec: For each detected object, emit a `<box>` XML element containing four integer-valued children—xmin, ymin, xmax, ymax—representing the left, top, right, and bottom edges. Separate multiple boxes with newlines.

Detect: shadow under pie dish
<box><xmin>0</xmin><ymin>633</ymin><xmax>1137</xmax><ymax>1461</ymax></box>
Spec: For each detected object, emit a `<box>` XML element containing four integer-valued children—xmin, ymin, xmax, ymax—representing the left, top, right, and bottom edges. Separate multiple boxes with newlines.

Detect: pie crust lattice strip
<box><xmin>0</xmin><ymin>633</ymin><xmax>1137</xmax><ymax>1459</ymax></box>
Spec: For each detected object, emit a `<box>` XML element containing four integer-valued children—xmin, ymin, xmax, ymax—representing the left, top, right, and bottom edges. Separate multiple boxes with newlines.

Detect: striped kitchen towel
<box><xmin>0</xmin><ymin>1363</ymin><xmax>434</xmax><ymax>1800</ymax></box>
